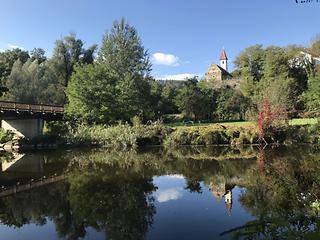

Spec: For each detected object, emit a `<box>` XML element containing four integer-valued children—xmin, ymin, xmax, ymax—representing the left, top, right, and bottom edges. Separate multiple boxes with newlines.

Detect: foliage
<box><xmin>149</xmin><ymin>80</ymin><xmax>179</xmax><ymax>117</ymax></box>
<box><xmin>0</xmin><ymin>48</ymin><xmax>29</xmax><ymax>83</ymax></box>
<box><xmin>0</xmin><ymin>48</ymin><xmax>30</xmax><ymax>96</ymax></box>
<box><xmin>175</xmin><ymin>78</ymin><xmax>215</xmax><ymax>120</ymax></box>
<box><xmin>30</xmin><ymin>48</ymin><xmax>46</xmax><ymax>63</ymax></box>
<box><xmin>51</xmin><ymin>33</ymin><xmax>97</xmax><ymax>87</ymax></box>
<box><xmin>225</xmin><ymin>90</ymin><xmax>251</xmax><ymax>120</ymax></box>
<box><xmin>0</xmin><ymin>129</ymin><xmax>14</xmax><ymax>143</ymax></box>
<box><xmin>303</xmin><ymin>74</ymin><xmax>320</xmax><ymax>112</ymax></box>
<box><xmin>235</xmin><ymin>45</ymin><xmax>309</xmax><ymax>114</ymax></box>
<box><xmin>228</xmin><ymin>147</ymin><xmax>320</xmax><ymax>239</ymax></box>
<box><xmin>164</xmin><ymin>125</ymin><xmax>260</xmax><ymax>147</ymax></box>
<box><xmin>67</xmin><ymin>18</ymin><xmax>153</xmax><ymax>122</ymax></box>
<box><xmin>98</xmin><ymin>18</ymin><xmax>151</xmax><ymax>78</ymax></box>
<box><xmin>214</xmin><ymin>87</ymin><xmax>235</xmax><ymax>120</ymax></box>
<box><xmin>66</xmin><ymin>64</ymin><xmax>118</xmax><ymax>123</ymax></box>
<box><xmin>4</xmin><ymin>59</ymin><xmax>64</xmax><ymax>104</ymax></box>
<box><xmin>257</xmin><ymin>99</ymin><xmax>288</xmax><ymax>142</ymax></box>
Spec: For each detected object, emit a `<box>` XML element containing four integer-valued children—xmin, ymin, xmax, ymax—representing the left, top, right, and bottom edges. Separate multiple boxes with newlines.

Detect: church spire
<box><xmin>220</xmin><ymin>48</ymin><xmax>228</xmax><ymax>60</ymax></box>
<box><xmin>220</xmin><ymin>48</ymin><xmax>228</xmax><ymax>72</ymax></box>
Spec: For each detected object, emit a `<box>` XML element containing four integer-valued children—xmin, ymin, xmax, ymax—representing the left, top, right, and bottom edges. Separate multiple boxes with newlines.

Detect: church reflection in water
<box><xmin>209</xmin><ymin>181</ymin><xmax>234</xmax><ymax>216</ymax></box>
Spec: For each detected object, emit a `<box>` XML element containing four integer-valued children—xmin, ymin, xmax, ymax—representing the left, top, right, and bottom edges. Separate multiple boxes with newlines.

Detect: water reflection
<box><xmin>0</xmin><ymin>146</ymin><xmax>318</xmax><ymax>239</ymax></box>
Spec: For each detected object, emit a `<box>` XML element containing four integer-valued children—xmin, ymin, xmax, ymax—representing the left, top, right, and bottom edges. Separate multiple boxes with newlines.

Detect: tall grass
<box><xmin>57</xmin><ymin>119</ymin><xmax>170</xmax><ymax>149</ymax></box>
<box><xmin>47</xmin><ymin>118</ymin><xmax>320</xmax><ymax>149</ymax></box>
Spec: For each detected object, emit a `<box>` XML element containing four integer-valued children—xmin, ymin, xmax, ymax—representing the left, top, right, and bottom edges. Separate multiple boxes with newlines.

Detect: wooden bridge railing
<box><xmin>0</xmin><ymin>101</ymin><xmax>64</xmax><ymax>114</ymax></box>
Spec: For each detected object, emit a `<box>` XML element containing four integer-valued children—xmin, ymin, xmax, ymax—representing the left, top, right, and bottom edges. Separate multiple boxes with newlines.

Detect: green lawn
<box><xmin>289</xmin><ymin>118</ymin><xmax>319</xmax><ymax>126</ymax></box>
<box><xmin>167</xmin><ymin>118</ymin><xmax>319</xmax><ymax>128</ymax></box>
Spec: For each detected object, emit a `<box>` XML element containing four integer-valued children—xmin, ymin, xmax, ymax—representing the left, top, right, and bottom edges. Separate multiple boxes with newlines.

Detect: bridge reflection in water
<box><xmin>0</xmin><ymin>152</ymin><xmax>66</xmax><ymax>197</ymax></box>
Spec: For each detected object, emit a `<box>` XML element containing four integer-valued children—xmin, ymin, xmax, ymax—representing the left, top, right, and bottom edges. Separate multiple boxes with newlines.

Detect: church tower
<box><xmin>220</xmin><ymin>49</ymin><xmax>228</xmax><ymax>72</ymax></box>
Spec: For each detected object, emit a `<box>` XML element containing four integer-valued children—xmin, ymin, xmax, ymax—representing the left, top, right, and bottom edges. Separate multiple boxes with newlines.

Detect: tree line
<box><xmin>0</xmin><ymin>18</ymin><xmax>319</xmax><ymax>124</ymax></box>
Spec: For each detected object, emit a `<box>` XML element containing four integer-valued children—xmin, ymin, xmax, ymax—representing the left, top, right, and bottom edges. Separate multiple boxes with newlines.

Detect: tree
<box><xmin>97</xmin><ymin>18</ymin><xmax>153</xmax><ymax>121</ymax></box>
<box><xmin>225</xmin><ymin>90</ymin><xmax>250</xmax><ymax>120</ymax></box>
<box><xmin>5</xmin><ymin>59</ymin><xmax>65</xmax><ymax>104</ymax></box>
<box><xmin>309</xmin><ymin>36</ymin><xmax>320</xmax><ymax>57</ymax></box>
<box><xmin>98</xmin><ymin>18</ymin><xmax>151</xmax><ymax>78</ymax></box>
<box><xmin>6</xmin><ymin>59</ymin><xmax>39</xmax><ymax>103</ymax></box>
<box><xmin>0</xmin><ymin>48</ymin><xmax>30</xmax><ymax>82</ymax></box>
<box><xmin>236</xmin><ymin>45</ymin><xmax>309</xmax><ymax>113</ymax></box>
<box><xmin>66</xmin><ymin>64</ymin><xmax>118</xmax><ymax>123</ymax></box>
<box><xmin>30</xmin><ymin>48</ymin><xmax>46</xmax><ymax>63</ymax></box>
<box><xmin>51</xmin><ymin>33</ymin><xmax>97</xmax><ymax>87</ymax></box>
<box><xmin>302</xmin><ymin>74</ymin><xmax>320</xmax><ymax>113</ymax></box>
<box><xmin>149</xmin><ymin>80</ymin><xmax>179</xmax><ymax>119</ymax></box>
<box><xmin>257</xmin><ymin>46</ymin><xmax>303</xmax><ymax>111</ymax></box>
<box><xmin>234</xmin><ymin>45</ymin><xmax>265</xmax><ymax>99</ymax></box>
<box><xmin>214</xmin><ymin>87</ymin><xmax>235</xmax><ymax>120</ymax></box>
<box><xmin>175</xmin><ymin>78</ymin><xmax>210</xmax><ymax>120</ymax></box>
<box><xmin>0</xmin><ymin>48</ymin><xmax>30</xmax><ymax>96</ymax></box>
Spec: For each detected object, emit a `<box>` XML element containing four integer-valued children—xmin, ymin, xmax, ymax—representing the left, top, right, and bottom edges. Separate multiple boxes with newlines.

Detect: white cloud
<box><xmin>155</xmin><ymin>188</ymin><xmax>183</xmax><ymax>203</ymax></box>
<box><xmin>159</xmin><ymin>73</ymin><xmax>198</xmax><ymax>80</ymax></box>
<box><xmin>7</xmin><ymin>44</ymin><xmax>24</xmax><ymax>50</ymax></box>
<box><xmin>152</xmin><ymin>52</ymin><xmax>180</xmax><ymax>66</ymax></box>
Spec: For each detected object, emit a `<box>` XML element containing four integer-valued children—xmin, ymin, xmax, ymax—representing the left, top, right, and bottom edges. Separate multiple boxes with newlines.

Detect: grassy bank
<box><xmin>167</xmin><ymin>118</ymin><xmax>318</xmax><ymax>128</ymax></box>
<box><xmin>44</xmin><ymin>118</ymin><xmax>320</xmax><ymax>149</ymax></box>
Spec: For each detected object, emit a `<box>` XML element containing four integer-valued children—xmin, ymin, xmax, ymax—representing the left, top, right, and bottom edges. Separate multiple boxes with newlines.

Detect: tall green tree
<box><xmin>0</xmin><ymin>48</ymin><xmax>30</xmax><ymax>82</ymax></box>
<box><xmin>302</xmin><ymin>74</ymin><xmax>320</xmax><ymax>113</ymax></box>
<box><xmin>234</xmin><ymin>45</ymin><xmax>265</xmax><ymax>99</ymax></box>
<box><xmin>5</xmin><ymin>59</ymin><xmax>65</xmax><ymax>104</ymax></box>
<box><xmin>30</xmin><ymin>48</ymin><xmax>47</xmax><ymax>63</ymax></box>
<box><xmin>175</xmin><ymin>78</ymin><xmax>211</xmax><ymax>120</ymax></box>
<box><xmin>67</xmin><ymin>64</ymin><xmax>118</xmax><ymax>123</ymax></box>
<box><xmin>236</xmin><ymin>45</ymin><xmax>309</xmax><ymax>112</ymax></box>
<box><xmin>98</xmin><ymin>18</ymin><xmax>151</xmax><ymax>78</ymax></box>
<box><xmin>97</xmin><ymin>18</ymin><xmax>153</xmax><ymax>121</ymax></box>
<box><xmin>214</xmin><ymin>87</ymin><xmax>235</xmax><ymax>120</ymax></box>
<box><xmin>0</xmin><ymin>48</ymin><xmax>30</xmax><ymax>96</ymax></box>
<box><xmin>51</xmin><ymin>33</ymin><xmax>97</xmax><ymax>87</ymax></box>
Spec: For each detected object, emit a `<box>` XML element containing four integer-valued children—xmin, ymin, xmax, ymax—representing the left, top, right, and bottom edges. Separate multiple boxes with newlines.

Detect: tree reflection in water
<box><xmin>223</xmin><ymin>146</ymin><xmax>320</xmax><ymax>239</ymax></box>
<box><xmin>0</xmin><ymin>146</ymin><xmax>319</xmax><ymax>239</ymax></box>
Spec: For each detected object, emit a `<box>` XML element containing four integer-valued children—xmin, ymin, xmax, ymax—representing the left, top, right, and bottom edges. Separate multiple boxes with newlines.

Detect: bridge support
<box><xmin>1</xmin><ymin>118</ymin><xmax>44</xmax><ymax>139</ymax></box>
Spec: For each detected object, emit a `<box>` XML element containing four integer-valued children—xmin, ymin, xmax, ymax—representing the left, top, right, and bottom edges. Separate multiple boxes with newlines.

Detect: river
<box><xmin>0</xmin><ymin>145</ymin><xmax>319</xmax><ymax>239</ymax></box>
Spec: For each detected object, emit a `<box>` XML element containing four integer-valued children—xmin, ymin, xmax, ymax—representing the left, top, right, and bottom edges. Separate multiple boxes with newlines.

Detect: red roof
<box><xmin>220</xmin><ymin>49</ymin><xmax>228</xmax><ymax>60</ymax></box>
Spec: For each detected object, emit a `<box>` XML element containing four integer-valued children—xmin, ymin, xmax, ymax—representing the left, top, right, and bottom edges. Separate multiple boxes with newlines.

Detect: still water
<box><xmin>0</xmin><ymin>146</ymin><xmax>319</xmax><ymax>239</ymax></box>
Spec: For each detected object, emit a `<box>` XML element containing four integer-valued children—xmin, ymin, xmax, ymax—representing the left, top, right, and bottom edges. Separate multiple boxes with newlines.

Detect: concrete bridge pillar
<box><xmin>1</xmin><ymin>118</ymin><xmax>44</xmax><ymax>139</ymax></box>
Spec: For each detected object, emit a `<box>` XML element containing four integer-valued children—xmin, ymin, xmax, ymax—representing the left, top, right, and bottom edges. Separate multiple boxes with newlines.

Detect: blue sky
<box><xmin>0</xmin><ymin>0</ymin><xmax>319</xmax><ymax>79</ymax></box>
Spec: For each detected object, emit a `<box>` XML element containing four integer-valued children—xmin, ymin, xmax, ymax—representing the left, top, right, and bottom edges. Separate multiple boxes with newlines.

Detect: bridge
<box><xmin>0</xmin><ymin>101</ymin><xmax>64</xmax><ymax>139</ymax></box>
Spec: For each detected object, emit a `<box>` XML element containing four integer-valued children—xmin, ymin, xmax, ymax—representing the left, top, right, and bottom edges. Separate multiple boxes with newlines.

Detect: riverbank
<box><xmin>1</xmin><ymin>119</ymin><xmax>319</xmax><ymax>151</ymax></box>
<box><xmin>47</xmin><ymin>119</ymin><xmax>320</xmax><ymax>149</ymax></box>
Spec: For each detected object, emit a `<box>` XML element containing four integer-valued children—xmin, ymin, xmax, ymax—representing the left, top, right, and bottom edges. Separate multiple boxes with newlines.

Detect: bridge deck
<box><xmin>0</xmin><ymin>101</ymin><xmax>64</xmax><ymax>114</ymax></box>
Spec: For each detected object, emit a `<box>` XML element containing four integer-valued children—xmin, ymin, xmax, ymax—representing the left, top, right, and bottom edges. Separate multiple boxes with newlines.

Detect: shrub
<box><xmin>257</xmin><ymin>99</ymin><xmax>288</xmax><ymax>143</ymax></box>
